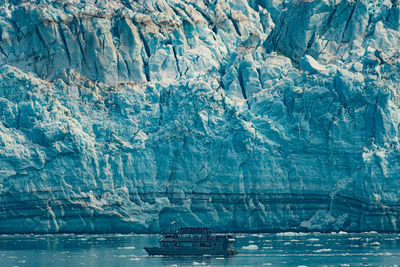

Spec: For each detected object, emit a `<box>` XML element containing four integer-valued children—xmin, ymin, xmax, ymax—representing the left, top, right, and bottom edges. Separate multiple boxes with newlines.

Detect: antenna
<box><xmin>170</xmin><ymin>221</ymin><xmax>176</xmax><ymax>232</ymax></box>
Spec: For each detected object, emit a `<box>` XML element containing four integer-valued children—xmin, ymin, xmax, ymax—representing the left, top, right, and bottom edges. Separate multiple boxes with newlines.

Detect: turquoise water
<box><xmin>0</xmin><ymin>232</ymin><xmax>399</xmax><ymax>266</ymax></box>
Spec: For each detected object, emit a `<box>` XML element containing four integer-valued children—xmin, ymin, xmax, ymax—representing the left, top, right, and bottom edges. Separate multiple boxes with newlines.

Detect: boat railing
<box><xmin>161</xmin><ymin>235</ymin><xmax>234</xmax><ymax>242</ymax></box>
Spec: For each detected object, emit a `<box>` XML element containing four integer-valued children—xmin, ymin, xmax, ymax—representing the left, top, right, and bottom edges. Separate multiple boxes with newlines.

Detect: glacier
<box><xmin>0</xmin><ymin>0</ymin><xmax>400</xmax><ymax>233</ymax></box>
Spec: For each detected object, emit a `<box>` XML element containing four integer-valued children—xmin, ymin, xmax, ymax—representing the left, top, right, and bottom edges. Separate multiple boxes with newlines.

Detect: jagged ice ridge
<box><xmin>0</xmin><ymin>0</ymin><xmax>400</xmax><ymax>233</ymax></box>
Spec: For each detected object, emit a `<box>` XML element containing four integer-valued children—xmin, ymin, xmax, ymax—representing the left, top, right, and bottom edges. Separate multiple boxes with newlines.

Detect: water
<box><xmin>0</xmin><ymin>232</ymin><xmax>399</xmax><ymax>266</ymax></box>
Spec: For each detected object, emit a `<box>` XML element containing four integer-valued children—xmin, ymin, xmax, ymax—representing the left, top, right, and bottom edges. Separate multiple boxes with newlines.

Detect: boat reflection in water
<box><xmin>144</xmin><ymin>227</ymin><xmax>237</xmax><ymax>256</ymax></box>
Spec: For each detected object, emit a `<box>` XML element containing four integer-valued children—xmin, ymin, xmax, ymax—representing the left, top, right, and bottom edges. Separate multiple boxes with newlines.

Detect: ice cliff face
<box><xmin>0</xmin><ymin>0</ymin><xmax>400</xmax><ymax>233</ymax></box>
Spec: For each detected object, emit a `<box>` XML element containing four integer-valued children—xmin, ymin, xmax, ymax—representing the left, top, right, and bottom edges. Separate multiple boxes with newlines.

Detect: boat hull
<box><xmin>144</xmin><ymin>246</ymin><xmax>237</xmax><ymax>256</ymax></box>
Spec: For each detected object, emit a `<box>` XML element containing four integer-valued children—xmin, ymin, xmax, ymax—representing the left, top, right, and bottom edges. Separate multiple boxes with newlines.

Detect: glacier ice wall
<box><xmin>0</xmin><ymin>0</ymin><xmax>400</xmax><ymax>233</ymax></box>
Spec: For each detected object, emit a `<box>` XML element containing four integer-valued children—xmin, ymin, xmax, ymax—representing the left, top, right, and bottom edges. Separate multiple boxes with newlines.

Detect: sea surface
<box><xmin>0</xmin><ymin>232</ymin><xmax>399</xmax><ymax>266</ymax></box>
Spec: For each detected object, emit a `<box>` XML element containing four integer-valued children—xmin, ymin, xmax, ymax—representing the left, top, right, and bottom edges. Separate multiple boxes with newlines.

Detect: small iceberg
<box><xmin>348</xmin><ymin>237</ymin><xmax>361</xmax><ymax>240</ymax></box>
<box><xmin>314</xmin><ymin>248</ymin><xmax>332</xmax><ymax>253</ymax></box>
<box><xmin>242</xmin><ymin>244</ymin><xmax>259</xmax><ymax>250</ymax></box>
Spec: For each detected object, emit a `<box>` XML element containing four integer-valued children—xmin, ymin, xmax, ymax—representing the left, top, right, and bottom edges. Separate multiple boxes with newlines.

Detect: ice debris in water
<box><xmin>276</xmin><ymin>232</ymin><xmax>310</xmax><ymax>237</ymax></box>
<box><xmin>314</xmin><ymin>249</ymin><xmax>332</xmax><ymax>253</ymax></box>
<box><xmin>242</xmin><ymin>244</ymin><xmax>259</xmax><ymax>250</ymax></box>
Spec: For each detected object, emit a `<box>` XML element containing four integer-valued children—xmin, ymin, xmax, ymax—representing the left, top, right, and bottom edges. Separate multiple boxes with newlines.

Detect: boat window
<box><xmin>180</xmin><ymin>242</ymin><xmax>193</xmax><ymax>247</ymax></box>
<box><xmin>200</xmin><ymin>242</ymin><xmax>212</xmax><ymax>247</ymax></box>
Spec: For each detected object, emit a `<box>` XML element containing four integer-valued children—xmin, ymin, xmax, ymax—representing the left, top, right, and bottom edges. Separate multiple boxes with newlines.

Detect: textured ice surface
<box><xmin>0</xmin><ymin>0</ymin><xmax>400</xmax><ymax>233</ymax></box>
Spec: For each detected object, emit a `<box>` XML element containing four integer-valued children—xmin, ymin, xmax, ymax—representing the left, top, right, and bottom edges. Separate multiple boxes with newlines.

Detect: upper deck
<box><xmin>163</xmin><ymin>227</ymin><xmax>210</xmax><ymax>235</ymax></box>
<box><xmin>161</xmin><ymin>227</ymin><xmax>234</xmax><ymax>243</ymax></box>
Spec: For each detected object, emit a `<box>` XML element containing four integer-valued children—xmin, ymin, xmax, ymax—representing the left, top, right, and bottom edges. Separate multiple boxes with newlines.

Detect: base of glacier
<box><xmin>0</xmin><ymin>192</ymin><xmax>398</xmax><ymax>234</ymax></box>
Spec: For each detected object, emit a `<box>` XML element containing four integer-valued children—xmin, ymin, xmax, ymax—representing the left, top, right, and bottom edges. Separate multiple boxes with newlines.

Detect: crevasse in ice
<box><xmin>0</xmin><ymin>0</ymin><xmax>399</xmax><ymax>233</ymax></box>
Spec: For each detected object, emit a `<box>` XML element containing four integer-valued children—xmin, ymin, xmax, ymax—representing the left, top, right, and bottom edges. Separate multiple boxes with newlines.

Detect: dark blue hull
<box><xmin>144</xmin><ymin>246</ymin><xmax>237</xmax><ymax>256</ymax></box>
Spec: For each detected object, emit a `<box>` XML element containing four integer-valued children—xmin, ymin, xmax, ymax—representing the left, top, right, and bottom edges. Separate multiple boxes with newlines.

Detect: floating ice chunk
<box><xmin>117</xmin><ymin>246</ymin><xmax>136</xmax><ymax>249</ymax></box>
<box><xmin>370</xmin><ymin>242</ymin><xmax>380</xmax><ymax>246</ymax></box>
<box><xmin>314</xmin><ymin>248</ymin><xmax>332</xmax><ymax>253</ymax></box>
<box><xmin>251</xmin><ymin>234</ymin><xmax>265</xmax><ymax>237</ymax></box>
<box><xmin>192</xmin><ymin>262</ymin><xmax>206</xmax><ymax>265</ymax></box>
<box><xmin>242</xmin><ymin>244</ymin><xmax>259</xmax><ymax>250</ymax></box>
<box><xmin>276</xmin><ymin>232</ymin><xmax>309</xmax><ymax>236</ymax></box>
